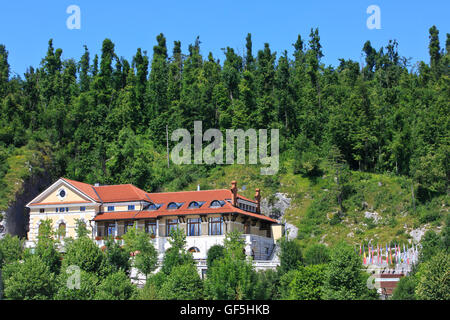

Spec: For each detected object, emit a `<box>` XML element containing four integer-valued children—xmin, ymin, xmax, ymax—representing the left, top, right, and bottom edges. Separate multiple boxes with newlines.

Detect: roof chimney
<box><xmin>197</xmin><ymin>184</ymin><xmax>200</xmax><ymax>191</ymax></box>
<box><xmin>94</xmin><ymin>183</ymin><xmax>100</xmax><ymax>187</ymax></box>
<box><xmin>231</xmin><ymin>180</ymin><xmax>237</xmax><ymax>207</ymax></box>
<box><xmin>255</xmin><ymin>188</ymin><xmax>261</xmax><ymax>213</ymax></box>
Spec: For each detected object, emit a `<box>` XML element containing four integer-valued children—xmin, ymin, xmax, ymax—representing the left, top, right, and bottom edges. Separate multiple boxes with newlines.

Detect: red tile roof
<box><xmin>93</xmin><ymin>197</ymin><xmax>277</xmax><ymax>223</ymax></box>
<box><xmin>94</xmin><ymin>184</ymin><xmax>149</xmax><ymax>203</ymax></box>
<box><xmin>60</xmin><ymin>178</ymin><xmax>278</xmax><ymax>224</ymax></box>
<box><xmin>62</xmin><ymin>178</ymin><xmax>100</xmax><ymax>202</ymax></box>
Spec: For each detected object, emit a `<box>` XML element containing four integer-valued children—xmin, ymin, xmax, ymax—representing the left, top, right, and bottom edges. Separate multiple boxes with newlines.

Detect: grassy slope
<box><xmin>164</xmin><ymin>159</ymin><xmax>449</xmax><ymax>248</ymax></box>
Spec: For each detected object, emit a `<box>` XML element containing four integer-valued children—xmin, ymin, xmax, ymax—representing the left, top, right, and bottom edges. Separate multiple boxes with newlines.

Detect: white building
<box><xmin>26</xmin><ymin>178</ymin><xmax>283</xmax><ymax>276</ymax></box>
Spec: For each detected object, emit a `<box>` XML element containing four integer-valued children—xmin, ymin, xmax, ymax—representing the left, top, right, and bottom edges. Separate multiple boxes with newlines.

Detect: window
<box><xmin>148</xmin><ymin>203</ymin><xmax>163</xmax><ymax>210</ymax></box>
<box><xmin>58</xmin><ymin>223</ymin><xmax>66</xmax><ymax>240</ymax></box>
<box><xmin>59</xmin><ymin>207</ymin><xmax>65</xmax><ymax>213</ymax></box>
<box><xmin>167</xmin><ymin>202</ymin><xmax>179</xmax><ymax>209</ymax></box>
<box><xmin>39</xmin><ymin>208</ymin><xmax>45</xmax><ymax>213</ymax></box>
<box><xmin>210</xmin><ymin>200</ymin><xmax>224</xmax><ymax>208</ymax></box>
<box><xmin>145</xmin><ymin>219</ymin><xmax>157</xmax><ymax>235</ymax></box>
<box><xmin>56</xmin><ymin>208</ymin><xmax>58</xmax><ymax>213</ymax></box>
<box><xmin>128</xmin><ymin>205</ymin><xmax>135</xmax><ymax>211</ymax></box>
<box><xmin>59</xmin><ymin>189</ymin><xmax>66</xmax><ymax>198</ymax></box>
<box><xmin>105</xmin><ymin>223</ymin><xmax>116</xmax><ymax>237</ymax></box>
<box><xmin>188</xmin><ymin>201</ymin><xmax>200</xmax><ymax>209</ymax></box>
<box><xmin>66</xmin><ymin>207</ymin><xmax>69</xmax><ymax>212</ymax></box>
<box><xmin>209</xmin><ymin>217</ymin><xmax>223</xmax><ymax>235</ymax></box>
<box><xmin>107</xmin><ymin>206</ymin><xmax>115</xmax><ymax>212</ymax></box>
<box><xmin>80</xmin><ymin>206</ymin><xmax>86</xmax><ymax>212</ymax></box>
<box><xmin>166</xmin><ymin>218</ymin><xmax>178</xmax><ymax>236</ymax></box>
<box><xmin>124</xmin><ymin>220</ymin><xmax>134</xmax><ymax>234</ymax></box>
<box><xmin>188</xmin><ymin>247</ymin><xmax>200</xmax><ymax>253</ymax></box>
<box><xmin>187</xmin><ymin>218</ymin><xmax>201</xmax><ymax>236</ymax></box>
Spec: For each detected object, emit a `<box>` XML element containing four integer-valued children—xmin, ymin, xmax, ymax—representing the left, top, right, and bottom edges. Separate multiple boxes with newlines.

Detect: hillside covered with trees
<box><xmin>0</xmin><ymin>26</ymin><xmax>448</xmax><ymax>244</ymax></box>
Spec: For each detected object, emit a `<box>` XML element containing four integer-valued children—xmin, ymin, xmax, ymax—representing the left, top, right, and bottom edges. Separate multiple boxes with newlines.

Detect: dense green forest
<box><xmin>0</xmin><ymin>26</ymin><xmax>448</xmax><ymax>197</ymax></box>
<box><xmin>0</xmin><ymin>26</ymin><xmax>449</xmax><ymax>244</ymax></box>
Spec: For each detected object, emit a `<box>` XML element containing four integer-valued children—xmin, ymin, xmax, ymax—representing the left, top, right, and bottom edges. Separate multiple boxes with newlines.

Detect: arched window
<box><xmin>167</xmin><ymin>202</ymin><xmax>180</xmax><ymax>209</ymax></box>
<box><xmin>188</xmin><ymin>247</ymin><xmax>200</xmax><ymax>253</ymax></box>
<box><xmin>188</xmin><ymin>201</ymin><xmax>199</xmax><ymax>209</ymax></box>
<box><xmin>148</xmin><ymin>203</ymin><xmax>158</xmax><ymax>210</ymax></box>
<box><xmin>58</xmin><ymin>222</ymin><xmax>66</xmax><ymax>240</ymax></box>
<box><xmin>210</xmin><ymin>200</ymin><xmax>222</xmax><ymax>208</ymax></box>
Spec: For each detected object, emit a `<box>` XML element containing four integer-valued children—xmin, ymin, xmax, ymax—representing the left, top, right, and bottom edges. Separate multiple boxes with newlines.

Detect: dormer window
<box><xmin>210</xmin><ymin>200</ymin><xmax>225</xmax><ymax>208</ymax></box>
<box><xmin>167</xmin><ymin>202</ymin><xmax>183</xmax><ymax>209</ymax></box>
<box><xmin>188</xmin><ymin>201</ymin><xmax>206</xmax><ymax>209</ymax></box>
<box><xmin>167</xmin><ymin>202</ymin><xmax>177</xmax><ymax>209</ymax></box>
<box><xmin>188</xmin><ymin>201</ymin><xmax>200</xmax><ymax>209</ymax></box>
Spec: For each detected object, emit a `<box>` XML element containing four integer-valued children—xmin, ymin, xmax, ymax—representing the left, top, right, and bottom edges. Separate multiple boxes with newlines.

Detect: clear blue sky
<box><xmin>1</xmin><ymin>0</ymin><xmax>448</xmax><ymax>77</ymax></box>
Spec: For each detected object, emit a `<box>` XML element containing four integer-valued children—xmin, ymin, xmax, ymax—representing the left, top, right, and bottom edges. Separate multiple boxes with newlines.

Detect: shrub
<box><xmin>54</xmin><ymin>269</ymin><xmax>100</xmax><ymax>300</ymax></box>
<box><xmin>391</xmin><ymin>274</ymin><xmax>417</xmax><ymax>300</ymax></box>
<box><xmin>2</xmin><ymin>255</ymin><xmax>56</xmax><ymax>300</ymax></box>
<box><xmin>322</xmin><ymin>242</ymin><xmax>377</xmax><ymax>300</ymax></box>
<box><xmin>62</xmin><ymin>236</ymin><xmax>104</xmax><ymax>276</ymax></box>
<box><xmin>206</xmin><ymin>244</ymin><xmax>225</xmax><ymax>270</ymax></box>
<box><xmin>280</xmin><ymin>264</ymin><xmax>328</xmax><ymax>300</ymax></box>
<box><xmin>159</xmin><ymin>264</ymin><xmax>203</xmax><ymax>300</ymax></box>
<box><xmin>278</xmin><ymin>238</ymin><xmax>303</xmax><ymax>274</ymax></box>
<box><xmin>304</xmin><ymin>243</ymin><xmax>330</xmax><ymax>265</ymax></box>
<box><xmin>293</xmin><ymin>151</ymin><xmax>322</xmax><ymax>177</ymax></box>
<box><xmin>0</xmin><ymin>234</ymin><xmax>23</xmax><ymax>267</ymax></box>
<box><xmin>416</xmin><ymin>251</ymin><xmax>450</xmax><ymax>300</ymax></box>
<box><xmin>95</xmin><ymin>271</ymin><xmax>136</xmax><ymax>300</ymax></box>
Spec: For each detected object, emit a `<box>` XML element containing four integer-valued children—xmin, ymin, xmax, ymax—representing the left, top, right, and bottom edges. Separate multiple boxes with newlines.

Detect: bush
<box><xmin>419</xmin><ymin>230</ymin><xmax>445</xmax><ymax>263</ymax></box>
<box><xmin>304</xmin><ymin>243</ymin><xmax>330</xmax><ymax>265</ymax></box>
<box><xmin>207</xmin><ymin>244</ymin><xmax>225</xmax><ymax>270</ymax></box>
<box><xmin>135</xmin><ymin>272</ymin><xmax>167</xmax><ymax>300</ymax></box>
<box><xmin>278</xmin><ymin>238</ymin><xmax>303</xmax><ymax>274</ymax></box>
<box><xmin>95</xmin><ymin>271</ymin><xmax>136</xmax><ymax>300</ymax></box>
<box><xmin>54</xmin><ymin>269</ymin><xmax>100</xmax><ymax>300</ymax></box>
<box><xmin>62</xmin><ymin>237</ymin><xmax>104</xmax><ymax>276</ymax></box>
<box><xmin>2</xmin><ymin>255</ymin><xmax>56</xmax><ymax>300</ymax></box>
<box><xmin>416</xmin><ymin>251</ymin><xmax>450</xmax><ymax>300</ymax></box>
<box><xmin>204</xmin><ymin>232</ymin><xmax>257</xmax><ymax>300</ymax></box>
<box><xmin>418</xmin><ymin>207</ymin><xmax>440</xmax><ymax>224</ymax></box>
<box><xmin>0</xmin><ymin>234</ymin><xmax>23</xmax><ymax>267</ymax></box>
<box><xmin>161</xmin><ymin>228</ymin><xmax>194</xmax><ymax>275</ymax></box>
<box><xmin>280</xmin><ymin>264</ymin><xmax>327</xmax><ymax>300</ymax></box>
<box><xmin>254</xmin><ymin>269</ymin><xmax>281</xmax><ymax>300</ymax></box>
<box><xmin>159</xmin><ymin>264</ymin><xmax>203</xmax><ymax>300</ymax></box>
<box><xmin>293</xmin><ymin>151</ymin><xmax>322</xmax><ymax>177</ymax></box>
<box><xmin>391</xmin><ymin>274</ymin><xmax>417</xmax><ymax>300</ymax></box>
<box><xmin>122</xmin><ymin>224</ymin><xmax>158</xmax><ymax>278</ymax></box>
<box><xmin>322</xmin><ymin>242</ymin><xmax>377</xmax><ymax>300</ymax></box>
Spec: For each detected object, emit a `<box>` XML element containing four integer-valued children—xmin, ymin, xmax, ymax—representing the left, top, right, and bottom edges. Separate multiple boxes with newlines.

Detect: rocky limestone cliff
<box><xmin>3</xmin><ymin>171</ymin><xmax>53</xmax><ymax>238</ymax></box>
<box><xmin>260</xmin><ymin>192</ymin><xmax>298</xmax><ymax>241</ymax></box>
